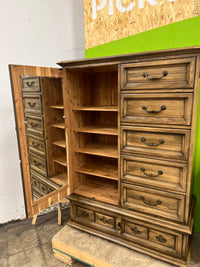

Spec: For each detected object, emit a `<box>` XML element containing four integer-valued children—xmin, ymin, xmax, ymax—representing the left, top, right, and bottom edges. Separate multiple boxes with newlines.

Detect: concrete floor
<box><xmin>0</xmin><ymin>208</ymin><xmax>200</xmax><ymax>267</ymax></box>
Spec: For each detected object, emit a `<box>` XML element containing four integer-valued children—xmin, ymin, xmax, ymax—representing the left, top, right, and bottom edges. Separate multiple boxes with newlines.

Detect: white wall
<box><xmin>0</xmin><ymin>0</ymin><xmax>85</xmax><ymax>224</ymax></box>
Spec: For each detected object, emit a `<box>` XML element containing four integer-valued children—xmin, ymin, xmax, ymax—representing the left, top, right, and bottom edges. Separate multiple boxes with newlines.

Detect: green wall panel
<box><xmin>85</xmin><ymin>15</ymin><xmax>200</xmax><ymax>231</ymax></box>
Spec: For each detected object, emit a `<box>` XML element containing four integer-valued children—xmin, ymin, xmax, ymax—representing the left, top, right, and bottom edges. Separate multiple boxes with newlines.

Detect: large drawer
<box><xmin>121</xmin><ymin>183</ymin><xmax>185</xmax><ymax>222</ymax></box>
<box><xmin>23</xmin><ymin>94</ymin><xmax>42</xmax><ymax>114</ymax></box>
<box><xmin>29</xmin><ymin>152</ymin><xmax>47</xmax><ymax>177</ymax></box>
<box><xmin>121</xmin><ymin>57</ymin><xmax>195</xmax><ymax>90</ymax></box>
<box><xmin>21</xmin><ymin>77</ymin><xmax>40</xmax><ymax>92</ymax></box>
<box><xmin>120</xmin><ymin>156</ymin><xmax>187</xmax><ymax>193</ymax></box>
<box><xmin>121</xmin><ymin>126</ymin><xmax>190</xmax><ymax>161</ymax></box>
<box><xmin>27</xmin><ymin>135</ymin><xmax>46</xmax><ymax>156</ymax></box>
<box><xmin>25</xmin><ymin>115</ymin><xmax>44</xmax><ymax>137</ymax></box>
<box><xmin>120</xmin><ymin>93</ymin><xmax>193</xmax><ymax>125</ymax></box>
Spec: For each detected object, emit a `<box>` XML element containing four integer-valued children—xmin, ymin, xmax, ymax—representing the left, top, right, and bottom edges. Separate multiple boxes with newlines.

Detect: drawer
<box><xmin>149</xmin><ymin>229</ymin><xmax>176</xmax><ymax>250</ymax></box>
<box><xmin>95</xmin><ymin>212</ymin><xmax>115</xmax><ymax>230</ymax></box>
<box><xmin>23</xmin><ymin>94</ymin><xmax>42</xmax><ymax>114</ymax></box>
<box><xmin>120</xmin><ymin>93</ymin><xmax>193</xmax><ymax>125</ymax></box>
<box><xmin>21</xmin><ymin>77</ymin><xmax>40</xmax><ymax>92</ymax></box>
<box><xmin>121</xmin><ymin>156</ymin><xmax>187</xmax><ymax>193</ymax></box>
<box><xmin>31</xmin><ymin>177</ymin><xmax>40</xmax><ymax>189</ymax></box>
<box><xmin>27</xmin><ymin>135</ymin><xmax>46</xmax><ymax>156</ymax></box>
<box><xmin>123</xmin><ymin>220</ymin><xmax>148</xmax><ymax>240</ymax></box>
<box><xmin>25</xmin><ymin>115</ymin><xmax>44</xmax><ymax>136</ymax></box>
<box><xmin>30</xmin><ymin>170</ymin><xmax>59</xmax><ymax>191</ymax></box>
<box><xmin>76</xmin><ymin>206</ymin><xmax>95</xmax><ymax>222</ymax></box>
<box><xmin>29</xmin><ymin>152</ymin><xmax>47</xmax><ymax>177</ymax></box>
<box><xmin>121</xmin><ymin>57</ymin><xmax>195</xmax><ymax>90</ymax></box>
<box><xmin>121</xmin><ymin>183</ymin><xmax>185</xmax><ymax>222</ymax></box>
<box><xmin>121</xmin><ymin>126</ymin><xmax>190</xmax><ymax>161</ymax></box>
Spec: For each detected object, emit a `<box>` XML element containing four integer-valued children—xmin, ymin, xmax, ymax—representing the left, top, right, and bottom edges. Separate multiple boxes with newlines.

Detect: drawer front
<box><xmin>121</xmin><ymin>57</ymin><xmax>195</xmax><ymax>90</ymax></box>
<box><xmin>76</xmin><ymin>206</ymin><xmax>95</xmax><ymax>223</ymax></box>
<box><xmin>121</xmin><ymin>218</ymin><xmax>182</xmax><ymax>257</ymax></box>
<box><xmin>95</xmin><ymin>212</ymin><xmax>115</xmax><ymax>230</ymax></box>
<box><xmin>121</xmin><ymin>93</ymin><xmax>193</xmax><ymax>125</ymax></box>
<box><xmin>121</xmin><ymin>156</ymin><xmax>187</xmax><ymax>193</ymax></box>
<box><xmin>121</xmin><ymin>183</ymin><xmax>185</xmax><ymax>222</ymax></box>
<box><xmin>39</xmin><ymin>182</ymin><xmax>52</xmax><ymax>194</ymax></box>
<box><xmin>26</xmin><ymin>115</ymin><xmax>44</xmax><ymax>136</ymax></box>
<box><xmin>21</xmin><ymin>77</ymin><xmax>40</xmax><ymax>92</ymax></box>
<box><xmin>27</xmin><ymin>135</ymin><xmax>46</xmax><ymax>156</ymax></box>
<box><xmin>31</xmin><ymin>177</ymin><xmax>40</xmax><ymax>189</ymax></box>
<box><xmin>29</xmin><ymin>152</ymin><xmax>47</xmax><ymax>177</ymax></box>
<box><xmin>121</xmin><ymin>126</ymin><xmax>190</xmax><ymax>161</ymax></box>
<box><xmin>123</xmin><ymin>220</ymin><xmax>148</xmax><ymax>240</ymax></box>
<box><xmin>23</xmin><ymin>94</ymin><xmax>42</xmax><ymax>114</ymax></box>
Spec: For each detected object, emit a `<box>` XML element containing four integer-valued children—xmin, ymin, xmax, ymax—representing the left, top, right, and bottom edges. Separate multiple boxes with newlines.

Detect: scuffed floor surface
<box><xmin>0</xmin><ymin>208</ymin><xmax>200</xmax><ymax>267</ymax></box>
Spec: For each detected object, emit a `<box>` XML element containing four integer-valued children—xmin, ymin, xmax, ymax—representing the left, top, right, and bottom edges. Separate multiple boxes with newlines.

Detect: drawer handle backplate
<box><xmin>33</xmin><ymin>160</ymin><xmax>41</xmax><ymax>167</ymax></box>
<box><xmin>140</xmin><ymin>167</ymin><xmax>163</xmax><ymax>177</ymax></box>
<box><xmin>26</xmin><ymin>81</ymin><xmax>35</xmax><ymax>87</ymax></box>
<box><xmin>140</xmin><ymin>196</ymin><xmax>162</xmax><ymax>206</ymax></box>
<box><xmin>141</xmin><ymin>137</ymin><xmax>165</xmax><ymax>147</ymax></box>
<box><xmin>131</xmin><ymin>227</ymin><xmax>141</xmax><ymax>234</ymax></box>
<box><xmin>81</xmin><ymin>211</ymin><xmax>89</xmax><ymax>217</ymax></box>
<box><xmin>30</xmin><ymin>122</ymin><xmax>38</xmax><ymax>128</ymax></box>
<box><xmin>142</xmin><ymin>105</ymin><xmax>167</xmax><ymax>113</ymax></box>
<box><xmin>156</xmin><ymin>235</ymin><xmax>167</xmax><ymax>243</ymax></box>
<box><xmin>28</xmin><ymin>102</ymin><xmax>36</xmax><ymax>108</ymax></box>
<box><xmin>100</xmin><ymin>216</ymin><xmax>109</xmax><ymax>224</ymax></box>
<box><xmin>32</xmin><ymin>142</ymin><xmax>40</xmax><ymax>148</ymax></box>
<box><xmin>143</xmin><ymin>71</ymin><xmax>168</xmax><ymax>80</ymax></box>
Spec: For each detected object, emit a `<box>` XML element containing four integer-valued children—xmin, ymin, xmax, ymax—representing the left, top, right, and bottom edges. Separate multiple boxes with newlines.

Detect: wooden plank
<box><xmin>51</xmin><ymin>123</ymin><xmax>65</xmax><ymax>129</ymax></box>
<box><xmin>50</xmin><ymin>173</ymin><xmax>68</xmax><ymax>187</ymax></box>
<box><xmin>53</xmin><ymin>140</ymin><xmax>66</xmax><ymax>148</ymax></box>
<box><xmin>77</xmin><ymin>143</ymin><xmax>118</xmax><ymax>158</ymax></box>
<box><xmin>72</xmin><ymin>106</ymin><xmax>118</xmax><ymax>111</ymax></box>
<box><xmin>75</xmin><ymin>125</ymin><xmax>118</xmax><ymax>136</ymax></box>
<box><xmin>54</xmin><ymin>156</ymin><xmax>67</xmax><ymax>167</ymax></box>
<box><xmin>50</xmin><ymin>105</ymin><xmax>64</xmax><ymax>109</ymax></box>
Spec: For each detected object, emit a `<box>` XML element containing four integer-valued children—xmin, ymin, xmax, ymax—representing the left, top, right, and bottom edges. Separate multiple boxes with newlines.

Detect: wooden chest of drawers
<box><xmin>10</xmin><ymin>47</ymin><xmax>200</xmax><ymax>266</ymax></box>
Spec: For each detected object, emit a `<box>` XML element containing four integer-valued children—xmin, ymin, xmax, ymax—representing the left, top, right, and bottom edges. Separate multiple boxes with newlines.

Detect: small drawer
<box><xmin>121</xmin><ymin>126</ymin><xmax>190</xmax><ymax>161</ymax></box>
<box><xmin>29</xmin><ymin>152</ymin><xmax>47</xmax><ymax>177</ymax></box>
<box><xmin>25</xmin><ymin>115</ymin><xmax>44</xmax><ymax>136</ymax></box>
<box><xmin>21</xmin><ymin>77</ymin><xmax>40</xmax><ymax>92</ymax></box>
<box><xmin>149</xmin><ymin>229</ymin><xmax>176</xmax><ymax>249</ymax></box>
<box><xmin>124</xmin><ymin>220</ymin><xmax>148</xmax><ymax>240</ymax></box>
<box><xmin>121</xmin><ymin>57</ymin><xmax>195</xmax><ymax>90</ymax></box>
<box><xmin>39</xmin><ymin>183</ymin><xmax>52</xmax><ymax>194</ymax></box>
<box><xmin>27</xmin><ymin>135</ymin><xmax>46</xmax><ymax>156</ymax></box>
<box><xmin>121</xmin><ymin>156</ymin><xmax>187</xmax><ymax>193</ymax></box>
<box><xmin>95</xmin><ymin>212</ymin><xmax>115</xmax><ymax>230</ymax></box>
<box><xmin>31</xmin><ymin>177</ymin><xmax>40</xmax><ymax>189</ymax></box>
<box><xmin>121</xmin><ymin>183</ymin><xmax>185</xmax><ymax>222</ymax></box>
<box><xmin>23</xmin><ymin>94</ymin><xmax>42</xmax><ymax>115</ymax></box>
<box><xmin>76</xmin><ymin>206</ymin><xmax>94</xmax><ymax>222</ymax></box>
<box><xmin>120</xmin><ymin>93</ymin><xmax>193</xmax><ymax>126</ymax></box>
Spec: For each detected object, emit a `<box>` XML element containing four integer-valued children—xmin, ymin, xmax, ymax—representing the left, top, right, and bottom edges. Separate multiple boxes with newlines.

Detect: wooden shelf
<box><xmin>74</xmin><ymin>179</ymin><xmax>118</xmax><ymax>205</ymax></box>
<box><xmin>50</xmin><ymin>173</ymin><xmax>68</xmax><ymax>187</ymax></box>
<box><xmin>76</xmin><ymin>162</ymin><xmax>118</xmax><ymax>180</ymax></box>
<box><xmin>75</xmin><ymin>125</ymin><xmax>118</xmax><ymax>136</ymax></box>
<box><xmin>72</xmin><ymin>106</ymin><xmax>118</xmax><ymax>112</ymax></box>
<box><xmin>54</xmin><ymin>156</ymin><xmax>67</xmax><ymax>167</ymax></box>
<box><xmin>76</xmin><ymin>143</ymin><xmax>118</xmax><ymax>158</ymax></box>
<box><xmin>49</xmin><ymin>105</ymin><xmax>64</xmax><ymax>109</ymax></box>
<box><xmin>53</xmin><ymin>140</ymin><xmax>66</xmax><ymax>148</ymax></box>
<box><xmin>51</xmin><ymin>123</ymin><xmax>65</xmax><ymax>129</ymax></box>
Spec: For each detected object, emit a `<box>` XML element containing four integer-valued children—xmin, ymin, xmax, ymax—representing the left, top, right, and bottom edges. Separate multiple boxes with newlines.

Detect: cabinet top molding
<box><xmin>57</xmin><ymin>46</ymin><xmax>200</xmax><ymax>69</ymax></box>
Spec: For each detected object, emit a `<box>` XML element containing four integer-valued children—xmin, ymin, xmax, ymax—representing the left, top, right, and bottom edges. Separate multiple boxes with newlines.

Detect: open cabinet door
<box><xmin>9</xmin><ymin>64</ymin><xmax>70</xmax><ymax>218</ymax></box>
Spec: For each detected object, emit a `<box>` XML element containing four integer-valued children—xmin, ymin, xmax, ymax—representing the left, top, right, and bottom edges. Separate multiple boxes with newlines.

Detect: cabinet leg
<box><xmin>32</xmin><ymin>214</ymin><xmax>38</xmax><ymax>225</ymax></box>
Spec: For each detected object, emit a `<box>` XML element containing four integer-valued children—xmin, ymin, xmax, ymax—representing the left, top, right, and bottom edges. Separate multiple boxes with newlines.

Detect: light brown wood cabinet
<box><xmin>10</xmin><ymin>47</ymin><xmax>200</xmax><ymax>266</ymax></box>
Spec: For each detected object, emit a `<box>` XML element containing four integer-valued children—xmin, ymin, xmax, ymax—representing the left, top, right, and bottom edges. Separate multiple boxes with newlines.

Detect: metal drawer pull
<box><xmin>131</xmin><ymin>227</ymin><xmax>141</xmax><ymax>234</ymax></box>
<box><xmin>100</xmin><ymin>217</ymin><xmax>109</xmax><ymax>224</ymax></box>
<box><xmin>32</xmin><ymin>142</ymin><xmax>40</xmax><ymax>148</ymax></box>
<box><xmin>30</xmin><ymin>122</ymin><xmax>38</xmax><ymax>128</ymax></box>
<box><xmin>117</xmin><ymin>222</ymin><xmax>121</xmax><ymax>231</ymax></box>
<box><xmin>33</xmin><ymin>160</ymin><xmax>41</xmax><ymax>167</ymax></box>
<box><xmin>156</xmin><ymin>235</ymin><xmax>167</xmax><ymax>243</ymax></box>
<box><xmin>33</xmin><ymin>181</ymin><xmax>37</xmax><ymax>186</ymax></box>
<box><xmin>41</xmin><ymin>186</ymin><xmax>47</xmax><ymax>191</ymax></box>
<box><xmin>143</xmin><ymin>71</ymin><xmax>168</xmax><ymax>80</ymax></box>
<box><xmin>81</xmin><ymin>211</ymin><xmax>89</xmax><ymax>217</ymax></box>
<box><xmin>142</xmin><ymin>105</ymin><xmax>167</xmax><ymax>113</ymax></box>
<box><xmin>141</xmin><ymin>137</ymin><xmax>165</xmax><ymax>147</ymax></box>
<box><xmin>28</xmin><ymin>102</ymin><xmax>36</xmax><ymax>107</ymax></box>
<box><xmin>140</xmin><ymin>167</ymin><xmax>163</xmax><ymax>177</ymax></box>
<box><xmin>26</xmin><ymin>81</ymin><xmax>35</xmax><ymax>87</ymax></box>
<box><xmin>140</xmin><ymin>196</ymin><xmax>162</xmax><ymax>206</ymax></box>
